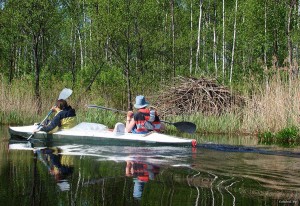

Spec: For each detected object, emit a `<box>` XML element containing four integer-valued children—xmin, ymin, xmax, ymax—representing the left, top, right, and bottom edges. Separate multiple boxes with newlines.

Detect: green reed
<box><xmin>77</xmin><ymin>109</ymin><xmax>125</xmax><ymax>128</ymax></box>
<box><xmin>166</xmin><ymin>112</ymin><xmax>241</xmax><ymax>135</ymax></box>
<box><xmin>258</xmin><ymin>126</ymin><xmax>300</xmax><ymax>146</ymax></box>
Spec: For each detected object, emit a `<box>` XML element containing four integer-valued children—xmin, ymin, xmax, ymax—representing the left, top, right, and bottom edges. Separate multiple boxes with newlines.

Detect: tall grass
<box><xmin>168</xmin><ymin>112</ymin><xmax>242</xmax><ymax>134</ymax></box>
<box><xmin>0</xmin><ymin>77</ymin><xmax>38</xmax><ymax>125</ymax></box>
<box><xmin>0</xmin><ymin>76</ymin><xmax>125</xmax><ymax>126</ymax></box>
<box><xmin>242</xmin><ymin>77</ymin><xmax>300</xmax><ymax>133</ymax></box>
<box><xmin>80</xmin><ymin>109</ymin><xmax>124</xmax><ymax>128</ymax></box>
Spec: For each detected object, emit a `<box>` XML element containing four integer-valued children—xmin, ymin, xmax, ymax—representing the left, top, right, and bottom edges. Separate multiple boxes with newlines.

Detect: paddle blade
<box><xmin>58</xmin><ymin>88</ymin><xmax>73</xmax><ymax>100</ymax></box>
<box><xmin>173</xmin><ymin>121</ymin><xmax>196</xmax><ymax>133</ymax></box>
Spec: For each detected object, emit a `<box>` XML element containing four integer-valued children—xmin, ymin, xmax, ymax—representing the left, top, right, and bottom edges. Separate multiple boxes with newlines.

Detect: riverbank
<box><xmin>2</xmin><ymin>77</ymin><xmax>300</xmax><ymax>145</ymax></box>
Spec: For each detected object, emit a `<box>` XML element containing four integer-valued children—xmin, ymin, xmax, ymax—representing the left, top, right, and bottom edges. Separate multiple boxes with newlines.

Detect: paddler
<box><xmin>125</xmin><ymin>95</ymin><xmax>164</xmax><ymax>134</ymax></box>
<box><xmin>33</xmin><ymin>99</ymin><xmax>76</xmax><ymax>133</ymax></box>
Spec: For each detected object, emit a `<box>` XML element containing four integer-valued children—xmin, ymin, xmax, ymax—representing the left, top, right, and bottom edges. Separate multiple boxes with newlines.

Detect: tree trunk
<box><xmin>126</xmin><ymin>34</ymin><xmax>132</xmax><ymax>111</ymax></box>
<box><xmin>287</xmin><ymin>0</ymin><xmax>296</xmax><ymax>81</ymax></box>
<box><xmin>213</xmin><ymin>0</ymin><xmax>218</xmax><ymax>77</ymax></box>
<box><xmin>71</xmin><ymin>24</ymin><xmax>77</xmax><ymax>89</ymax></box>
<box><xmin>126</xmin><ymin>0</ymin><xmax>132</xmax><ymax>110</ymax></box>
<box><xmin>32</xmin><ymin>34</ymin><xmax>41</xmax><ymax>113</ymax></box>
<box><xmin>264</xmin><ymin>0</ymin><xmax>269</xmax><ymax>89</ymax></box>
<box><xmin>189</xmin><ymin>0</ymin><xmax>193</xmax><ymax>75</ymax></box>
<box><xmin>230</xmin><ymin>0</ymin><xmax>238</xmax><ymax>83</ymax></box>
<box><xmin>273</xmin><ymin>29</ymin><xmax>278</xmax><ymax>67</ymax></box>
<box><xmin>170</xmin><ymin>0</ymin><xmax>175</xmax><ymax>77</ymax></box>
<box><xmin>83</xmin><ymin>0</ymin><xmax>87</xmax><ymax>68</ymax></box>
<box><xmin>77</xmin><ymin>28</ymin><xmax>83</xmax><ymax>70</ymax></box>
<box><xmin>222</xmin><ymin>0</ymin><xmax>225</xmax><ymax>82</ymax></box>
<box><xmin>195</xmin><ymin>0</ymin><xmax>203</xmax><ymax>73</ymax></box>
<box><xmin>9</xmin><ymin>44</ymin><xmax>16</xmax><ymax>84</ymax></box>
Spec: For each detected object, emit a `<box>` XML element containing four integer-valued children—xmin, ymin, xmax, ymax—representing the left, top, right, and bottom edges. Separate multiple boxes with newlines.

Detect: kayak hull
<box><xmin>9</xmin><ymin>122</ymin><xmax>197</xmax><ymax>147</ymax></box>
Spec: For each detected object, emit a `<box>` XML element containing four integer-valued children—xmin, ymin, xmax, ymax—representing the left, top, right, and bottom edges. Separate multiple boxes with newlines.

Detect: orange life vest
<box><xmin>134</xmin><ymin>108</ymin><xmax>161</xmax><ymax>133</ymax></box>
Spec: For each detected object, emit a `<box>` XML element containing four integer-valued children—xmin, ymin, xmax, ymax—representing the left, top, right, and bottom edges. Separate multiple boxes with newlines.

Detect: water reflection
<box><xmin>35</xmin><ymin>147</ymin><xmax>73</xmax><ymax>191</ymax></box>
<box><xmin>125</xmin><ymin>159</ymin><xmax>160</xmax><ymax>200</ymax></box>
<box><xmin>3</xmin><ymin>127</ymin><xmax>300</xmax><ymax>205</ymax></box>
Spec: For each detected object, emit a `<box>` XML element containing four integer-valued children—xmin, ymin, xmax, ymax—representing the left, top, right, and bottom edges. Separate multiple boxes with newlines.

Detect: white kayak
<box><xmin>9</xmin><ymin>122</ymin><xmax>197</xmax><ymax>147</ymax></box>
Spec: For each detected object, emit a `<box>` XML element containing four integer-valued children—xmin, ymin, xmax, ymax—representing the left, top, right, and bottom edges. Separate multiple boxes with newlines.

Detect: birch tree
<box><xmin>189</xmin><ymin>0</ymin><xmax>193</xmax><ymax>75</ymax></box>
<box><xmin>222</xmin><ymin>0</ymin><xmax>225</xmax><ymax>81</ymax></box>
<box><xmin>264</xmin><ymin>0</ymin><xmax>269</xmax><ymax>89</ymax></box>
<box><xmin>230</xmin><ymin>0</ymin><xmax>238</xmax><ymax>83</ymax></box>
<box><xmin>195</xmin><ymin>0</ymin><xmax>203</xmax><ymax>73</ymax></box>
<box><xmin>287</xmin><ymin>0</ymin><xmax>296</xmax><ymax>81</ymax></box>
<box><xmin>213</xmin><ymin>0</ymin><xmax>218</xmax><ymax>77</ymax></box>
<box><xmin>170</xmin><ymin>0</ymin><xmax>175</xmax><ymax>77</ymax></box>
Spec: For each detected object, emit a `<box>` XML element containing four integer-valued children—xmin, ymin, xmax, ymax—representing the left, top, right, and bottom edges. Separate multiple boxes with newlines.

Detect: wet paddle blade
<box><xmin>173</xmin><ymin>122</ymin><xmax>196</xmax><ymax>133</ymax></box>
<box><xmin>58</xmin><ymin>88</ymin><xmax>73</xmax><ymax>100</ymax></box>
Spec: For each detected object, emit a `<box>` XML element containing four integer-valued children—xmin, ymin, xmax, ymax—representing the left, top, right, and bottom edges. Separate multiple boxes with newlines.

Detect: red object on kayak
<box><xmin>192</xmin><ymin>139</ymin><xmax>197</xmax><ymax>147</ymax></box>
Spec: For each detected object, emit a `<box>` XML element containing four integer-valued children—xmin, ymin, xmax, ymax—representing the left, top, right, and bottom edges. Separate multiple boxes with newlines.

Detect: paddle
<box><xmin>87</xmin><ymin>104</ymin><xmax>197</xmax><ymax>133</ymax></box>
<box><xmin>160</xmin><ymin>120</ymin><xmax>196</xmax><ymax>134</ymax></box>
<box><xmin>27</xmin><ymin>88</ymin><xmax>73</xmax><ymax>140</ymax></box>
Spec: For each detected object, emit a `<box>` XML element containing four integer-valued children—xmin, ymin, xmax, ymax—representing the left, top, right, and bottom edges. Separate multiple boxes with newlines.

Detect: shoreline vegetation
<box><xmin>2</xmin><ymin>75</ymin><xmax>300</xmax><ymax>146</ymax></box>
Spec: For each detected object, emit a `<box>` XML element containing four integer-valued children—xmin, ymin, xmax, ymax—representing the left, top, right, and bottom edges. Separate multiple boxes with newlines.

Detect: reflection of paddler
<box><xmin>126</xmin><ymin>160</ymin><xmax>160</xmax><ymax>200</ymax></box>
<box><xmin>35</xmin><ymin>147</ymin><xmax>74</xmax><ymax>182</ymax></box>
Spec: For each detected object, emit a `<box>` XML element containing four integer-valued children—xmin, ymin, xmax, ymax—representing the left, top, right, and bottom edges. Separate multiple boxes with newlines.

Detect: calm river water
<box><xmin>1</xmin><ymin>125</ymin><xmax>300</xmax><ymax>206</ymax></box>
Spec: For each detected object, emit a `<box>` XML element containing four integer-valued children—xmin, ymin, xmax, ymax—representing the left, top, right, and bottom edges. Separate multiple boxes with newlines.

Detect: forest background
<box><xmin>1</xmin><ymin>0</ymin><xmax>300</xmax><ymax>142</ymax></box>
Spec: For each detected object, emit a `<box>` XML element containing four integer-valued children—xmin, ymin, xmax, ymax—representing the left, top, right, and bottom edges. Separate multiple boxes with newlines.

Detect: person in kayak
<box><xmin>33</xmin><ymin>99</ymin><xmax>76</xmax><ymax>133</ymax></box>
<box><xmin>125</xmin><ymin>95</ymin><xmax>163</xmax><ymax>134</ymax></box>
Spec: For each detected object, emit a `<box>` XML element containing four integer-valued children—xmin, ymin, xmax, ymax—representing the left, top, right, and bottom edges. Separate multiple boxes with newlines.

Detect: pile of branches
<box><xmin>153</xmin><ymin>76</ymin><xmax>244</xmax><ymax>117</ymax></box>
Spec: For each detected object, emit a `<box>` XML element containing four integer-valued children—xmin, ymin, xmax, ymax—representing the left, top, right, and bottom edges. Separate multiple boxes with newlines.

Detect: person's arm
<box><xmin>40</xmin><ymin>114</ymin><xmax>61</xmax><ymax>132</ymax></box>
<box><xmin>126</xmin><ymin>161</ymin><xmax>134</xmax><ymax>176</ymax></box>
<box><xmin>155</xmin><ymin>110</ymin><xmax>165</xmax><ymax>132</ymax></box>
<box><xmin>125</xmin><ymin>111</ymin><xmax>135</xmax><ymax>133</ymax></box>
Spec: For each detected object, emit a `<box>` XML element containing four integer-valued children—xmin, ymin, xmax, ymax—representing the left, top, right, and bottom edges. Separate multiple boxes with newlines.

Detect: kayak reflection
<box><xmin>35</xmin><ymin>147</ymin><xmax>74</xmax><ymax>191</ymax></box>
<box><xmin>125</xmin><ymin>160</ymin><xmax>160</xmax><ymax>200</ymax></box>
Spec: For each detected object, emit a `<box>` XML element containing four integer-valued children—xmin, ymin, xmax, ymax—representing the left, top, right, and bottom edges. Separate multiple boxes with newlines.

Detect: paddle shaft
<box><xmin>87</xmin><ymin>105</ymin><xmax>196</xmax><ymax>133</ymax></box>
<box><xmin>27</xmin><ymin>110</ymin><xmax>53</xmax><ymax>140</ymax></box>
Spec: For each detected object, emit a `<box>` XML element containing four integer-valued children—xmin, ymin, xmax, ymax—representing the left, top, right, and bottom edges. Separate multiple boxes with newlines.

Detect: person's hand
<box><xmin>127</xmin><ymin>111</ymin><xmax>133</xmax><ymax>119</ymax></box>
<box><xmin>33</xmin><ymin>129</ymin><xmax>40</xmax><ymax>133</ymax></box>
<box><xmin>51</xmin><ymin>105</ymin><xmax>57</xmax><ymax>112</ymax></box>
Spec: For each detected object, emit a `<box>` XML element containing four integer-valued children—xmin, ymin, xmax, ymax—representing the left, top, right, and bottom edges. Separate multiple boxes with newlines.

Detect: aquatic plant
<box><xmin>259</xmin><ymin>126</ymin><xmax>300</xmax><ymax>146</ymax></box>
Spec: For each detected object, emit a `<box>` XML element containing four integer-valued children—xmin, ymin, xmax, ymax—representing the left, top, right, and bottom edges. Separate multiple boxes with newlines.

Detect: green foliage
<box><xmin>259</xmin><ymin>126</ymin><xmax>300</xmax><ymax>146</ymax></box>
<box><xmin>258</xmin><ymin>131</ymin><xmax>274</xmax><ymax>144</ymax></box>
<box><xmin>0</xmin><ymin>0</ymin><xmax>297</xmax><ymax>96</ymax></box>
<box><xmin>276</xmin><ymin>126</ymin><xmax>299</xmax><ymax>141</ymax></box>
<box><xmin>78</xmin><ymin>109</ymin><xmax>124</xmax><ymax>129</ymax></box>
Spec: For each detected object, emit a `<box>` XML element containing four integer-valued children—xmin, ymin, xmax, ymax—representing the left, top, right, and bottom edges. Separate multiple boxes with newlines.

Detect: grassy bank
<box><xmin>2</xmin><ymin>76</ymin><xmax>300</xmax><ymax>145</ymax></box>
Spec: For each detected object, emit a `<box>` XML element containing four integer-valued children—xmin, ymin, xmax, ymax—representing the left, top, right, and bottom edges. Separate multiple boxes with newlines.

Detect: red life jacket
<box><xmin>133</xmin><ymin>162</ymin><xmax>150</xmax><ymax>182</ymax></box>
<box><xmin>134</xmin><ymin>108</ymin><xmax>161</xmax><ymax>133</ymax></box>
